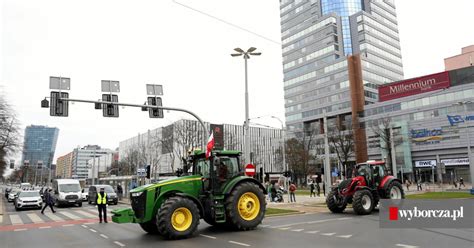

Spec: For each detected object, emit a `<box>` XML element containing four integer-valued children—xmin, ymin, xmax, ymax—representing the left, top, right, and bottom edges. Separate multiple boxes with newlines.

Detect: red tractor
<box><xmin>326</xmin><ymin>161</ymin><xmax>404</xmax><ymax>215</ymax></box>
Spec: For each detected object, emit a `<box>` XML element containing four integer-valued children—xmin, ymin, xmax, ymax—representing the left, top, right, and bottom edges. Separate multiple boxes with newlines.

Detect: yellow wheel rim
<box><xmin>171</xmin><ymin>207</ymin><xmax>193</xmax><ymax>231</ymax></box>
<box><xmin>237</xmin><ymin>192</ymin><xmax>260</xmax><ymax>221</ymax></box>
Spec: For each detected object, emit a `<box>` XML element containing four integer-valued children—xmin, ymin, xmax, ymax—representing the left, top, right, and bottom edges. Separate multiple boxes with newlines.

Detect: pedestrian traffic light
<box><xmin>147</xmin><ymin>97</ymin><xmax>164</xmax><ymax>118</ymax></box>
<box><xmin>50</xmin><ymin>91</ymin><xmax>69</xmax><ymax>117</ymax></box>
<box><xmin>145</xmin><ymin>165</ymin><xmax>151</xmax><ymax>179</ymax></box>
<box><xmin>102</xmin><ymin>94</ymin><xmax>119</xmax><ymax>117</ymax></box>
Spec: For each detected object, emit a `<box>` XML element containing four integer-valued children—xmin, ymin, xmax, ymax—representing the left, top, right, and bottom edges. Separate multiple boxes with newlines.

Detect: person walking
<box><xmin>417</xmin><ymin>180</ymin><xmax>423</xmax><ymax>191</ymax></box>
<box><xmin>309</xmin><ymin>181</ymin><xmax>315</xmax><ymax>197</ymax></box>
<box><xmin>459</xmin><ymin>177</ymin><xmax>465</xmax><ymax>189</ymax></box>
<box><xmin>406</xmin><ymin>179</ymin><xmax>411</xmax><ymax>191</ymax></box>
<box><xmin>289</xmin><ymin>182</ymin><xmax>296</xmax><ymax>203</ymax></box>
<box><xmin>316</xmin><ymin>181</ymin><xmax>321</xmax><ymax>197</ymax></box>
<box><xmin>96</xmin><ymin>187</ymin><xmax>108</xmax><ymax>223</ymax></box>
<box><xmin>41</xmin><ymin>188</ymin><xmax>56</xmax><ymax>214</ymax></box>
<box><xmin>117</xmin><ymin>184</ymin><xmax>123</xmax><ymax>201</ymax></box>
<box><xmin>270</xmin><ymin>182</ymin><xmax>277</xmax><ymax>202</ymax></box>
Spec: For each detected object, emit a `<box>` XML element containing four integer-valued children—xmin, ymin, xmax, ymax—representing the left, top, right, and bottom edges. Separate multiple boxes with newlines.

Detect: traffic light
<box><xmin>145</xmin><ymin>165</ymin><xmax>151</xmax><ymax>179</ymax></box>
<box><xmin>102</xmin><ymin>94</ymin><xmax>119</xmax><ymax>117</ymax></box>
<box><xmin>50</xmin><ymin>91</ymin><xmax>69</xmax><ymax>116</ymax></box>
<box><xmin>147</xmin><ymin>97</ymin><xmax>164</xmax><ymax>118</ymax></box>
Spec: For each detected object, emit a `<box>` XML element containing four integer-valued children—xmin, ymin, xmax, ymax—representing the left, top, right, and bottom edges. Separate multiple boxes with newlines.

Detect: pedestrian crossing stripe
<box><xmin>56</xmin><ymin>211</ymin><xmax>81</xmax><ymax>220</ymax></box>
<box><xmin>26</xmin><ymin>213</ymin><xmax>44</xmax><ymax>223</ymax></box>
<box><xmin>74</xmin><ymin>210</ymin><xmax>97</xmax><ymax>219</ymax></box>
<box><xmin>44</xmin><ymin>212</ymin><xmax>63</xmax><ymax>222</ymax></box>
<box><xmin>10</xmin><ymin>215</ymin><xmax>23</xmax><ymax>225</ymax></box>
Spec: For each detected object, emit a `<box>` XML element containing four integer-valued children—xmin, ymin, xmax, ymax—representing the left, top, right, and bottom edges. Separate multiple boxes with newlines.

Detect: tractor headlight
<box><xmin>131</xmin><ymin>192</ymin><xmax>143</xmax><ymax>197</ymax></box>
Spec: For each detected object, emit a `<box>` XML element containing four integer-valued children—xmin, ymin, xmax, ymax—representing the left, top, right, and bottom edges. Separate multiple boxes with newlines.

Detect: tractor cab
<box><xmin>189</xmin><ymin>150</ymin><xmax>242</xmax><ymax>193</ymax></box>
<box><xmin>351</xmin><ymin>161</ymin><xmax>387</xmax><ymax>188</ymax></box>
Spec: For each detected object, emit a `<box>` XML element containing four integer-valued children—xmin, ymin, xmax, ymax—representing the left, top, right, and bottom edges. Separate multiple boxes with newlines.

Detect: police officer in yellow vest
<box><xmin>96</xmin><ymin>187</ymin><xmax>108</xmax><ymax>223</ymax></box>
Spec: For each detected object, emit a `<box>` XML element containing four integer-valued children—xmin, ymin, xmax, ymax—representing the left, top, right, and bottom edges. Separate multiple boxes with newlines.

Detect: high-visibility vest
<box><xmin>97</xmin><ymin>193</ymin><xmax>107</xmax><ymax>204</ymax></box>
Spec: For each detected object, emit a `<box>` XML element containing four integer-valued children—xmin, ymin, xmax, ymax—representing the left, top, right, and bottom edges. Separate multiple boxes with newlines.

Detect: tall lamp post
<box><xmin>454</xmin><ymin>101</ymin><xmax>474</xmax><ymax>194</ymax></box>
<box><xmin>231</xmin><ymin>47</ymin><xmax>261</xmax><ymax>165</ymax></box>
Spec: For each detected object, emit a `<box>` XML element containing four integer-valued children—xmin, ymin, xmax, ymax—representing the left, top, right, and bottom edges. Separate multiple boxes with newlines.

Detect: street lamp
<box><xmin>453</xmin><ymin>101</ymin><xmax>474</xmax><ymax>194</ymax></box>
<box><xmin>231</xmin><ymin>47</ymin><xmax>261</xmax><ymax>165</ymax></box>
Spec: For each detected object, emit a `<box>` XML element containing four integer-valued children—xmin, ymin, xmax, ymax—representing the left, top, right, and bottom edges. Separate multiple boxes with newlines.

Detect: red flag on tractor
<box><xmin>206</xmin><ymin>132</ymin><xmax>215</xmax><ymax>159</ymax></box>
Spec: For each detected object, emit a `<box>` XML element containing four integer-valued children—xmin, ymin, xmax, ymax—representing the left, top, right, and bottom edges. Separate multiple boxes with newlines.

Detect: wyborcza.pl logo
<box><xmin>389</xmin><ymin>206</ymin><xmax>464</xmax><ymax>221</ymax></box>
<box><xmin>380</xmin><ymin>199</ymin><xmax>473</xmax><ymax>228</ymax></box>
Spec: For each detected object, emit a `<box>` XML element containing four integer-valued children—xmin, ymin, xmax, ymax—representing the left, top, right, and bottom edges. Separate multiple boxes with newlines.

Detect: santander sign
<box><xmin>378</xmin><ymin>71</ymin><xmax>450</xmax><ymax>102</ymax></box>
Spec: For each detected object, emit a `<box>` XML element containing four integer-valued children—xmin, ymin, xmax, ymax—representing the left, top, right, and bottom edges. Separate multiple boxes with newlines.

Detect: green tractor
<box><xmin>112</xmin><ymin>150</ymin><xmax>267</xmax><ymax>239</ymax></box>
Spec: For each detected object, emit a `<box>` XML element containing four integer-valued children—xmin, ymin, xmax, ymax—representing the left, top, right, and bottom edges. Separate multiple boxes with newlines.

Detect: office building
<box><xmin>70</xmin><ymin>145</ymin><xmax>114</xmax><ymax>179</ymax></box>
<box><xmin>280</xmin><ymin>0</ymin><xmax>404</xmax><ymax>170</ymax></box>
<box><xmin>55</xmin><ymin>152</ymin><xmax>73</xmax><ymax>179</ymax></box>
<box><xmin>21</xmin><ymin>125</ymin><xmax>59</xmax><ymax>169</ymax></box>
<box><xmin>444</xmin><ymin>45</ymin><xmax>474</xmax><ymax>71</ymax></box>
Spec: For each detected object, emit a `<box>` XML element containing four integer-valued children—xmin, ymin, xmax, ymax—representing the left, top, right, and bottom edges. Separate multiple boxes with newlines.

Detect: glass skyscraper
<box><xmin>22</xmin><ymin>125</ymin><xmax>59</xmax><ymax>169</ymax></box>
<box><xmin>280</xmin><ymin>0</ymin><xmax>404</xmax><ymax>162</ymax></box>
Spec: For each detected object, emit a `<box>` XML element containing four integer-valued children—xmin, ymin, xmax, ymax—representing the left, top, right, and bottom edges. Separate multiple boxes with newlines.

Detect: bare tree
<box><xmin>0</xmin><ymin>94</ymin><xmax>21</xmax><ymax>177</ymax></box>
<box><xmin>370</xmin><ymin>116</ymin><xmax>395</xmax><ymax>175</ymax></box>
<box><xmin>285</xmin><ymin>128</ymin><xmax>317</xmax><ymax>185</ymax></box>
<box><xmin>328</xmin><ymin>120</ymin><xmax>355</xmax><ymax>178</ymax></box>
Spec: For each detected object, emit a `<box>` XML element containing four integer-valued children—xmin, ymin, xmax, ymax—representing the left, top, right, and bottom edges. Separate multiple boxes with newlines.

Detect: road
<box><xmin>1</xmin><ymin>185</ymin><xmax>473</xmax><ymax>248</ymax></box>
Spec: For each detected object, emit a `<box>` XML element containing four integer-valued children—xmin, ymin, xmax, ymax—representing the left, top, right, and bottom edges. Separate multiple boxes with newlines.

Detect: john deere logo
<box><xmin>411</xmin><ymin>128</ymin><xmax>443</xmax><ymax>142</ymax></box>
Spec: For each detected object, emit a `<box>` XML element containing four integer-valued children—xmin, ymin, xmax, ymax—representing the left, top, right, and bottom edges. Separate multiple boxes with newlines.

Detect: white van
<box><xmin>52</xmin><ymin>179</ymin><xmax>82</xmax><ymax>207</ymax></box>
<box><xmin>20</xmin><ymin>182</ymin><xmax>32</xmax><ymax>189</ymax></box>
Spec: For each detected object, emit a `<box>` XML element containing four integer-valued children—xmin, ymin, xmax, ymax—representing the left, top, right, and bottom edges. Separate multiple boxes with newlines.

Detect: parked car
<box><xmin>8</xmin><ymin>188</ymin><xmax>21</xmax><ymax>202</ymax></box>
<box><xmin>88</xmin><ymin>185</ymin><xmax>118</xmax><ymax>205</ymax></box>
<box><xmin>14</xmin><ymin>190</ymin><xmax>43</xmax><ymax>210</ymax></box>
<box><xmin>81</xmin><ymin>187</ymin><xmax>89</xmax><ymax>201</ymax></box>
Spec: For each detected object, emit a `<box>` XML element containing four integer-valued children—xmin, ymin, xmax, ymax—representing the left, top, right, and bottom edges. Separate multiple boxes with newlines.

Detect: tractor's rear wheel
<box><xmin>385</xmin><ymin>181</ymin><xmax>405</xmax><ymax>200</ymax></box>
<box><xmin>326</xmin><ymin>190</ymin><xmax>347</xmax><ymax>213</ymax></box>
<box><xmin>352</xmin><ymin>189</ymin><xmax>375</xmax><ymax>215</ymax></box>
<box><xmin>139</xmin><ymin>218</ymin><xmax>159</xmax><ymax>234</ymax></box>
<box><xmin>225</xmin><ymin>182</ymin><xmax>266</xmax><ymax>230</ymax></box>
<box><xmin>157</xmin><ymin>197</ymin><xmax>200</xmax><ymax>239</ymax></box>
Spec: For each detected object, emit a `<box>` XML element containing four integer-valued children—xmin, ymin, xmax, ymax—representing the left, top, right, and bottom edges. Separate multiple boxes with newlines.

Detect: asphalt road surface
<box><xmin>1</xmin><ymin>186</ymin><xmax>473</xmax><ymax>248</ymax></box>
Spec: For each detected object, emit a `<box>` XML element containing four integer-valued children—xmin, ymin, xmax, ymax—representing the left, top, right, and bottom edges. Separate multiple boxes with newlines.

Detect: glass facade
<box><xmin>321</xmin><ymin>0</ymin><xmax>363</xmax><ymax>55</ymax></box>
<box><xmin>22</xmin><ymin>125</ymin><xmax>59</xmax><ymax>169</ymax></box>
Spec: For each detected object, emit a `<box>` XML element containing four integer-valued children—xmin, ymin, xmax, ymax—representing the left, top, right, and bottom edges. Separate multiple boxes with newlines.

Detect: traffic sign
<box><xmin>245</xmin><ymin>164</ymin><xmax>256</xmax><ymax>177</ymax></box>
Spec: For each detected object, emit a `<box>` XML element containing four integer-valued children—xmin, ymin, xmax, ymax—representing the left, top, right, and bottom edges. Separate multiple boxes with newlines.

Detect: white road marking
<box><xmin>39</xmin><ymin>226</ymin><xmax>51</xmax><ymax>229</ymax></box>
<box><xmin>9</xmin><ymin>215</ymin><xmax>24</xmax><ymax>225</ymax></box>
<box><xmin>291</xmin><ymin>229</ymin><xmax>304</xmax><ymax>232</ymax></box>
<box><xmin>81</xmin><ymin>225</ymin><xmax>88</xmax><ymax>228</ymax></box>
<box><xmin>396</xmin><ymin>244</ymin><xmax>419</xmax><ymax>248</ymax></box>
<box><xmin>89</xmin><ymin>228</ymin><xmax>97</xmax><ymax>233</ymax></box>
<box><xmin>199</xmin><ymin>234</ymin><xmax>217</xmax><ymax>239</ymax></box>
<box><xmin>229</xmin><ymin>241</ymin><xmax>251</xmax><ymax>247</ymax></box>
<box><xmin>44</xmin><ymin>212</ymin><xmax>64</xmax><ymax>222</ymax></box>
<box><xmin>100</xmin><ymin>234</ymin><xmax>109</xmax><ymax>239</ymax></box>
<box><xmin>57</xmin><ymin>211</ymin><xmax>81</xmax><ymax>220</ymax></box>
<box><xmin>0</xmin><ymin>215</ymin><xmax>3</xmax><ymax>223</ymax></box>
<box><xmin>75</xmin><ymin>210</ymin><xmax>97</xmax><ymax>218</ymax></box>
<box><xmin>84</xmin><ymin>222</ymin><xmax>96</xmax><ymax>225</ymax></box>
<box><xmin>114</xmin><ymin>241</ymin><xmax>126</xmax><ymax>247</ymax></box>
<box><xmin>278</xmin><ymin>227</ymin><xmax>290</xmax><ymax>230</ymax></box>
<box><xmin>260</xmin><ymin>224</ymin><xmax>270</xmax><ymax>227</ymax></box>
<box><xmin>62</xmin><ymin>224</ymin><xmax>74</xmax><ymax>227</ymax></box>
<box><xmin>305</xmin><ymin>230</ymin><xmax>320</xmax><ymax>234</ymax></box>
<box><xmin>320</xmin><ymin>233</ymin><xmax>336</xmax><ymax>236</ymax></box>
<box><xmin>14</xmin><ymin>228</ymin><xmax>27</xmax><ymax>232</ymax></box>
<box><xmin>27</xmin><ymin>213</ymin><xmax>44</xmax><ymax>223</ymax></box>
<box><xmin>337</xmin><ymin>234</ymin><xmax>353</xmax><ymax>239</ymax></box>
<box><xmin>273</xmin><ymin>217</ymin><xmax>352</xmax><ymax>228</ymax></box>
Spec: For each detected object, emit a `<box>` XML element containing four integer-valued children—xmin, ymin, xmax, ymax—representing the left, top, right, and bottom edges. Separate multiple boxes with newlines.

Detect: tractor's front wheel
<box><xmin>157</xmin><ymin>197</ymin><xmax>200</xmax><ymax>239</ymax></box>
<box><xmin>225</xmin><ymin>182</ymin><xmax>266</xmax><ymax>230</ymax></box>
<box><xmin>352</xmin><ymin>189</ymin><xmax>375</xmax><ymax>215</ymax></box>
<box><xmin>385</xmin><ymin>181</ymin><xmax>405</xmax><ymax>200</ymax></box>
<box><xmin>139</xmin><ymin>218</ymin><xmax>159</xmax><ymax>234</ymax></box>
<box><xmin>326</xmin><ymin>190</ymin><xmax>347</xmax><ymax>213</ymax></box>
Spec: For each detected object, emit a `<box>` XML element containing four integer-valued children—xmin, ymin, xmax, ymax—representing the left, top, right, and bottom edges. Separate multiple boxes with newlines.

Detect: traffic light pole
<box><xmin>57</xmin><ymin>97</ymin><xmax>209</xmax><ymax>150</ymax></box>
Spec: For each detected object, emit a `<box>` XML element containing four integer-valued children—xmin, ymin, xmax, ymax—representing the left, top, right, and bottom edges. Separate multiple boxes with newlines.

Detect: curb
<box><xmin>0</xmin><ymin>195</ymin><xmax>4</xmax><ymax>216</ymax></box>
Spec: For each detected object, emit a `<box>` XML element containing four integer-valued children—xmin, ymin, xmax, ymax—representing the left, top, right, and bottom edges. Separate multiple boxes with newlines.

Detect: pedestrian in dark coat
<box><xmin>41</xmin><ymin>189</ymin><xmax>56</xmax><ymax>214</ymax></box>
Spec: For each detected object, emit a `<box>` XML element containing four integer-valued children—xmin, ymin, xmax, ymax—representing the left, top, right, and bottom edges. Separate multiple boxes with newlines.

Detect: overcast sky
<box><xmin>1</xmin><ymin>0</ymin><xmax>474</xmax><ymax>172</ymax></box>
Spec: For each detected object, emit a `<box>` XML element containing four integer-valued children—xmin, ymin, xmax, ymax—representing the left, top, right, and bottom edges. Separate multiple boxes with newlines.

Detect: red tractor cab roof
<box><xmin>364</xmin><ymin>160</ymin><xmax>385</xmax><ymax>165</ymax></box>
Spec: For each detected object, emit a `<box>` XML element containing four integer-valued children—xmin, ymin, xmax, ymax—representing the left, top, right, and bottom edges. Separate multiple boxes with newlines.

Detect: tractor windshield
<box><xmin>194</xmin><ymin>158</ymin><xmax>210</xmax><ymax>177</ymax></box>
